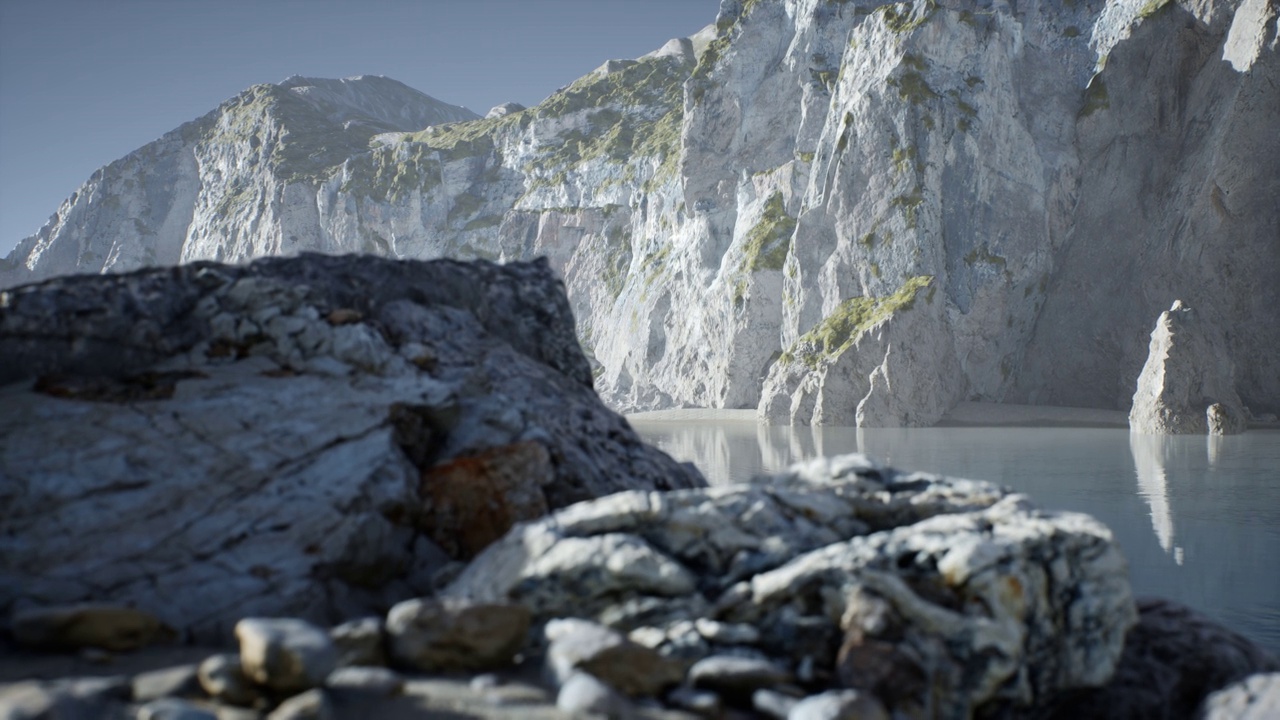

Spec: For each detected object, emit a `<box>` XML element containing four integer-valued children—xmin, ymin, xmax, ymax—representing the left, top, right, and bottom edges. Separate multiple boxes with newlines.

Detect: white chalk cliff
<box><xmin>3</xmin><ymin>0</ymin><xmax>1277</xmax><ymax>425</ymax></box>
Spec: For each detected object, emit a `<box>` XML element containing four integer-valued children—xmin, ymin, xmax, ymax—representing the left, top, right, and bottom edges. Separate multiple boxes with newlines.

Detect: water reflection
<box><xmin>1129</xmin><ymin>433</ymin><xmax>1180</xmax><ymax>561</ymax></box>
<box><xmin>630</xmin><ymin>418</ymin><xmax>1280</xmax><ymax>656</ymax></box>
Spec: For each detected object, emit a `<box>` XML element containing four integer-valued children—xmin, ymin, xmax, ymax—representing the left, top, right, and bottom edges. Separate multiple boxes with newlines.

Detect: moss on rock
<box><xmin>781</xmin><ymin>275</ymin><xmax>935</xmax><ymax>367</ymax></box>
<box><xmin>741</xmin><ymin>192</ymin><xmax>797</xmax><ymax>273</ymax></box>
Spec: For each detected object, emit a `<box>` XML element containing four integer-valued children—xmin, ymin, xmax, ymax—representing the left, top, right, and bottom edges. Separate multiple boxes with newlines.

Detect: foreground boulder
<box><xmin>0</xmin><ymin>254</ymin><xmax>702</xmax><ymax>640</ymax></box>
<box><xmin>1040</xmin><ymin>597</ymin><xmax>1280</xmax><ymax>720</ymax></box>
<box><xmin>1130</xmin><ymin>301</ymin><xmax>1247</xmax><ymax>435</ymax></box>
<box><xmin>444</xmin><ymin>454</ymin><xmax>1137</xmax><ymax>717</ymax></box>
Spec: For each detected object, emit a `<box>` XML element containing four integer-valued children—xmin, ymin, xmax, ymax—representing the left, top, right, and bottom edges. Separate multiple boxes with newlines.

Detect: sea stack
<box><xmin>1129</xmin><ymin>301</ymin><xmax>1247</xmax><ymax>435</ymax></box>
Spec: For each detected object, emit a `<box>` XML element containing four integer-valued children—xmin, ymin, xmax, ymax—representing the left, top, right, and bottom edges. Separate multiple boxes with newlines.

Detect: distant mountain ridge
<box><xmin>3</xmin><ymin>0</ymin><xmax>1277</xmax><ymax>426</ymax></box>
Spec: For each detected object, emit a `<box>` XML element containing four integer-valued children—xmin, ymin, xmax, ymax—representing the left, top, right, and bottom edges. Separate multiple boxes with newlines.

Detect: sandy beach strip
<box><xmin>627</xmin><ymin>402</ymin><xmax>1131</xmax><ymax>428</ymax></box>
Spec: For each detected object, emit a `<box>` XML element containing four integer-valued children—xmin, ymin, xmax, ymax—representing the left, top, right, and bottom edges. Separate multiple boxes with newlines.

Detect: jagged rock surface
<box><xmin>0</xmin><ymin>255</ymin><xmax>702</xmax><ymax>640</ymax></box>
<box><xmin>1129</xmin><ymin>300</ymin><xmax>1248</xmax><ymax>434</ymax></box>
<box><xmin>1039</xmin><ymin>597</ymin><xmax>1280</xmax><ymax>720</ymax></box>
<box><xmin>443</xmin><ymin>453</ymin><xmax>1137</xmax><ymax>718</ymax></box>
<box><xmin>3</xmin><ymin>1</ymin><xmax>1276</xmax><ymax>425</ymax></box>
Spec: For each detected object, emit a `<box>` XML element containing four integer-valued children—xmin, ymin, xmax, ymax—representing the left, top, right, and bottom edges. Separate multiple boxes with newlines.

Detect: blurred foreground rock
<box><xmin>2</xmin><ymin>452</ymin><xmax>1275</xmax><ymax>719</ymax></box>
<box><xmin>444</xmin><ymin>454</ymin><xmax>1138</xmax><ymax>717</ymax></box>
<box><xmin>0</xmin><ymin>255</ymin><xmax>702</xmax><ymax>640</ymax></box>
<box><xmin>1040</xmin><ymin>597</ymin><xmax>1280</xmax><ymax>720</ymax></box>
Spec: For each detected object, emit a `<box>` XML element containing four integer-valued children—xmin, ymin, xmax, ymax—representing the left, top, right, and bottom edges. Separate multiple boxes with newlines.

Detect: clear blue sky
<box><xmin>0</xmin><ymin>0</ymin><xmax>720</xmax><ymax>255</ymax></box>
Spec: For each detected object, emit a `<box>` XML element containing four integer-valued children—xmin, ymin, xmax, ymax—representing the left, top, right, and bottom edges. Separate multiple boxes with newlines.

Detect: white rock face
<box><xmin>1129</xmin><ymin>300</ymin><xmax>1247</xmax><ymax>435</ymax></box>
<box><xmin>3</xmin><ymin>1</ymin><xmax>1277</xmax><ymax>425</ymax></box>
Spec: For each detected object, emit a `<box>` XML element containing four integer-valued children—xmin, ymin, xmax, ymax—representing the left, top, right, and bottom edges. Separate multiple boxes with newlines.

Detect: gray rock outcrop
<box><xmin>1130</xmin><ymin>300</ymin><xmax>1248</xmax><ymax>435</ymax></box>
<box><xmin>4</xmin><ymin>1</ymin><xmax>1275</xmax><ymax>426</ymax></box>
<box><xmin>485</xmin><ymin>102</ymin><xmax>526</xmax><ymax>119</ymax></box>
<box><xmin>444</xmin><ymin>453</ymin><xmax>1137</xmax><ymax>717</ymax></box>
<box><xmin>0</xmin><ymin>254</ymin><xmax>702</xmax><ymax>640</ymax></box>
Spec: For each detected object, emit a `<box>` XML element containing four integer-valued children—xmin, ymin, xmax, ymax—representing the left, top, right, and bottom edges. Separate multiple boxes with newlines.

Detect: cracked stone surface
<box><xmin>444</xmin><ymin>453</ymin><xmax>1137</xmax><ymax>717</ymax></box>
<box><xmin>0</xmin><ymin>255</ymin><xmax>702</xmax><ymax>641</ymax></box>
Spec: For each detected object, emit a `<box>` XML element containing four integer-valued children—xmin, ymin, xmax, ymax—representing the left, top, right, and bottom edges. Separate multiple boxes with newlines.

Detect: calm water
<box><xmin>631</xmin><ymin>420</ymin><xmax>1280</xmax><ymax>656</ymax></box>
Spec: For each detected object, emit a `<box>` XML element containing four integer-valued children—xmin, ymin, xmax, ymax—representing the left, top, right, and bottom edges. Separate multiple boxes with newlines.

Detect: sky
<box><xmin>0</xmin><ymin>0</ymin><xmax>720</xmax><ymax>255</ymax></box>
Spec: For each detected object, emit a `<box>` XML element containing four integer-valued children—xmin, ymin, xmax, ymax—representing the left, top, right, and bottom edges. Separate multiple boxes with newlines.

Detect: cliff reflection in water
<box><xmin>630</xmin><ymin>417</ymin><xmax>1280</xmax><ymax>656</ymax></box>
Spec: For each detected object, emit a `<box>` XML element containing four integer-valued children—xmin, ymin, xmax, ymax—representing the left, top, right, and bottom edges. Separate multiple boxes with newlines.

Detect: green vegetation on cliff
<box><xmin>526</xmin><ymin>56</ymin><xmax>689</xmax><ymax>189</ymax></box>
<box><xmin>741</xmin><ymin>192</ymin><xmax>797</xmax><ymax>273</ymax></box>
<box><xmin>781</xmin><ymin>276</ymin><xmax>935</xmax><ymax>366</ymax></box>
<box><xmin>214</xmin><ymin>84</ymin><xmax>381</xmax><ymax>186</ymax></box>
<box><xmin>339</xmin><ymin>143</ymin><xmax>443</xmax><ymax>203</ymax></box>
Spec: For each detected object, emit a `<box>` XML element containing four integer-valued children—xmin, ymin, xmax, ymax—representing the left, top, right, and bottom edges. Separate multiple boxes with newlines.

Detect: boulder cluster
<box><xmin>1</xmin><ymin>257</ymin><xmax>1276</xmax><ymax>718</ymax></box>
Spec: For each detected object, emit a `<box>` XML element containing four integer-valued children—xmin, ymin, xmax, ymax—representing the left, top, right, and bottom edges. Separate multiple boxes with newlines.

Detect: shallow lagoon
<box><xmin>631</xmin><ymin>413</ymin><xmax>1280</xmax><ymax>656</ymax></box>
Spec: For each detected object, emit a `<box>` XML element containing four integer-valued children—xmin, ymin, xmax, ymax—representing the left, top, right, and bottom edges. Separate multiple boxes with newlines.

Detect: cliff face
<box><xmin>3</xmin><ymin>0</ymin><xmax>1277</xmax><ymax>424</ymax></box>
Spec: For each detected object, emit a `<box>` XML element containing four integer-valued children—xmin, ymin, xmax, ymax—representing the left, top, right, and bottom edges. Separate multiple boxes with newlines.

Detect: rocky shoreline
<box><xmin>2</xmin><ymin>256</ymin><xmax>1278</xmax><ymax>719</ymax></box>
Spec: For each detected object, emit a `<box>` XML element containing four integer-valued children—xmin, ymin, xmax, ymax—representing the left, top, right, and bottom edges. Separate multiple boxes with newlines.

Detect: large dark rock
<box><xmin>1039</xmin><ymin>597</ymin><xmax>1280</xmax><ymax>720</ymax></box>
<box><xmin>0</xmin><ymin>255</ymin><xmax>702</xmax><ymax>640</ymax></box>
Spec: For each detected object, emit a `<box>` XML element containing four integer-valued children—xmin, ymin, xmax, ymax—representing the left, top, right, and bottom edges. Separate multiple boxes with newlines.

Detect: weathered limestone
<box><xmin>384</xmin><ymin>598</ymin><xmax>530</xmax><ymax>673</ymax></box>
<box><xmin>1130</xmin><ymin>301</ymin><xmax>1248</xmax><ymax>435</ymax></box>
<box><xmin>5</xmin><ymin>1</ymin><xmax>1274</xmax><ymax>425</ymax></box>
<box><xmin>0</xmin><ymin>255</ymin><xmax>702</xmax><ymax>640</ymax></box>
<box><xmin>444</xmin><ymin>453</ymin><xmax>1137</xmax><ymax>717</ymax></box>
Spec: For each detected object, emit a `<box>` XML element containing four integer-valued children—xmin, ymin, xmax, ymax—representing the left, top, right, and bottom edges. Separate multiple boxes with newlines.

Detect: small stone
<box><xmin>329</xmin><ymin>324</ymin><xmax>390</xmax><ymax>373</ymax></box>
<box><xmin>81</xmin><ymin>647</ymin><xmax>114</xmax><ymax>664</ymax></box>
<box><xmin>325</xmin><ymin>308</ymin><xmax>363</xmax><ymax>326</ymax></box>
<box><xmin>695</xmin><ymin>618</ymin><xmax>761</xmax><ymax>645</ymax></box>
<box><xmin>324</xmin><ymin>666</ymin><xmax>403</xmax><ymax>695</ymax></box>
<box><xmin>754</xmin><ymin>688</ymin><xmax>800</xmax><ymax>719</ymax></box>
<box><xmin>10</xmin><ymin>604</ymin><xmax>174</xmax><ymax>651</ymax></box>
<box><xmin>329</xmin><ymin>617</ymin><xmax>385</xmax><ymax>668</ymax></box>
<box><xmin>788</xmin><ymin>689</ymin><xmax>890</xmax><ymax>720</ymax></box>
<box><xmin>301</xmin><ymin>356</ymin><xmax>349</xmax><ymax>376</ymax></box>
<box><xmin>1207</xmin><ymin>403</ymin><xmax>1246</xmax><ymax>436</ymax></box>
<box><xmin>1200</xmin><ymin>672</ymin><xmax>1280</xmax><ymax>719</ymax></box>
<box><xmin>688</xmin><ymin>655</ymin><xmax>791</xmax><ymax>695</ymax></box>
<box><xmin>266</xmin><ymin>689</ymin><xmax>333</xmax><ymax>720</ymax></box>
<box><xmin>236</xmin><ymin>618</ymin><xmax>337</xmax><ymax>694</ymax></box>
<box><xmin>555</xmin><ymin>671</ymin><xmax>633</xmax><ymax>718</ymax></box>
<box><xmin>469</xmin><ymin>674</ymin><xmax>501</xmax><ymax>691</ymax></box>
<box><xmin>198</xmin><ymin>653</ymin><xmax>259</xmax><ymax>707</ymax></box>
<box><xmin>667</xmin><ymin>686</ymin><xmax>723</xmax><ymax>716</ymax></box>
<box><xmin>137</xmin><ymin>697</ymin><xmax>219</xmax><ymax>720</ymax></box>
<box><xmin>545</xmin><ymin>617</ymin><xmax>685</xmax><ymax>697</ymax></box>
<box><xmin>214</xmin><ymin>707</ymin><xmax>262</xmax><ymax>720</ymax></box>
<box><xmin>627</xmin><ymin>626</ymin><xmax>667</xmax><ymax>649</ymax></box>
<box><xmin>0</xmin><ymin>677</ymin><xmax>131</xmax><ymax>719</ymax></box>
<box><xmin>133</xmin><ymin>664</ymin><xmax>201</xmax><ymax>702</ymax></box>
<box><xmin>481</xmin><ymin>681</ymin><xmax>553</xmax><ymax>707</ymax></box>
<box><xmin>385</xmin><ymin>597</ymin><xmax>530</xmax><ymax>673</ymax></box>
